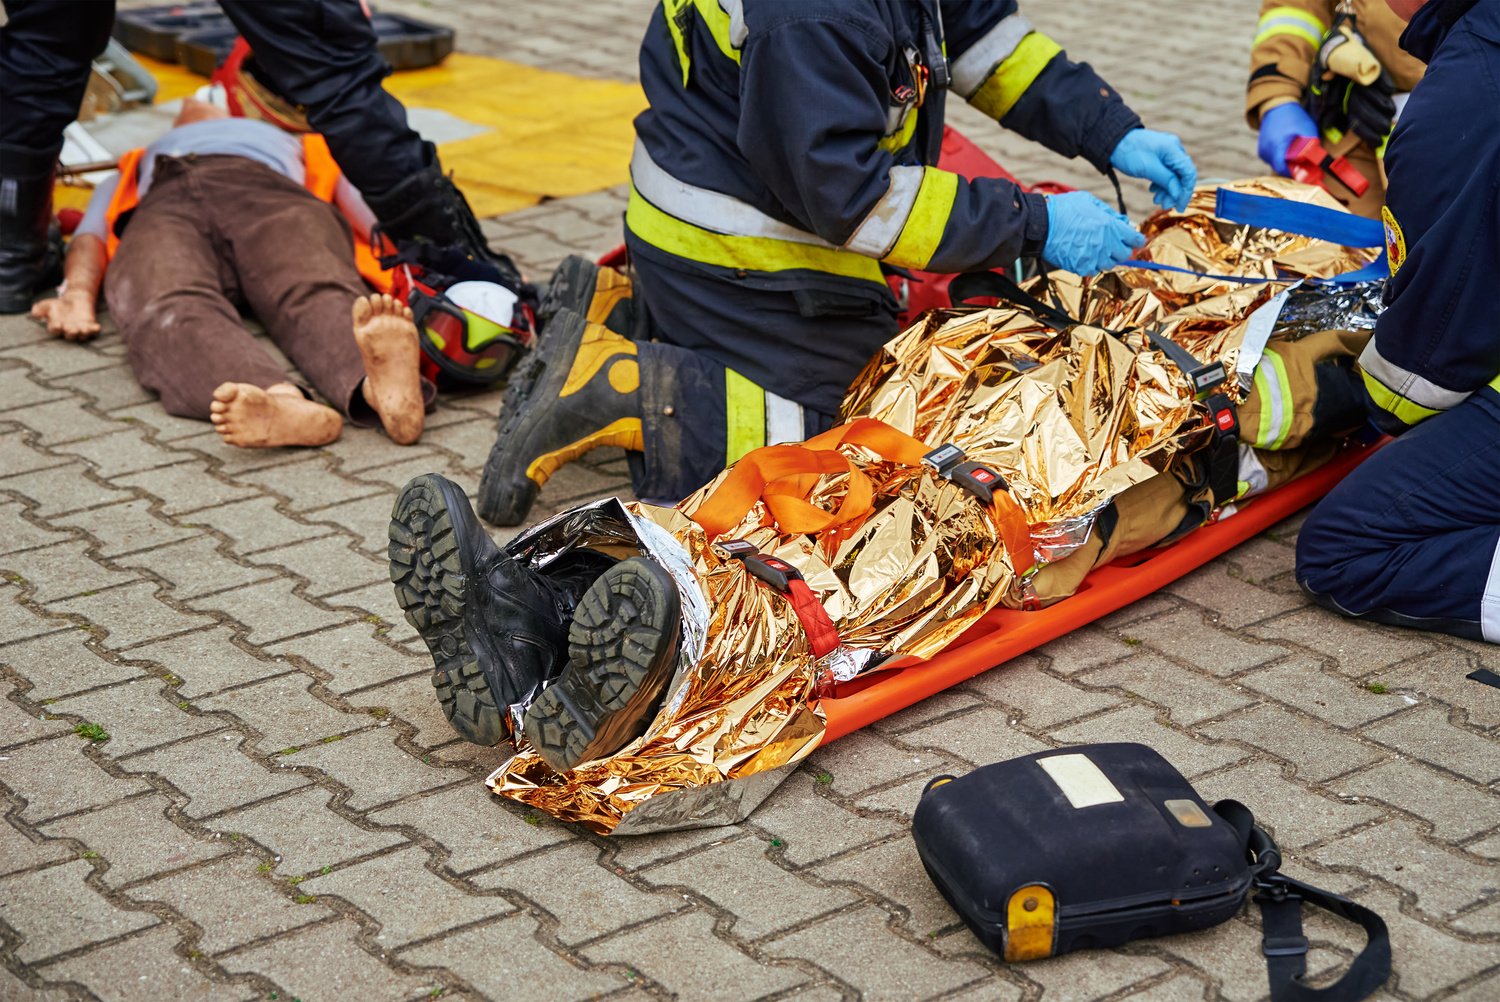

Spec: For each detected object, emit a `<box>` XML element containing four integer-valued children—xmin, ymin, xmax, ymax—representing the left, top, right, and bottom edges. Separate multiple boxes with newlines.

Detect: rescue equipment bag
<box><xmin>912</xmin><ymin>743</ymin><xmax>1391</xmax><ymax>1000</ymax></box>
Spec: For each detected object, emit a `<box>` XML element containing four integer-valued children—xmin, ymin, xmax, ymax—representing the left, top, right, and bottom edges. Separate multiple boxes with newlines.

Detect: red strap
<box><xmin>785</xmin><ymin>578</ymin><xmax>840</xmax><ymax>658</ymax></box>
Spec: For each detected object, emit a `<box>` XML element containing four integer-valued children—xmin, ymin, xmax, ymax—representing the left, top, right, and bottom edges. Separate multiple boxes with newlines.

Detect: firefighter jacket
<box><xmin>1246</xmin><ymin>0</ymin><xmax>1425</xmax><ymax>134</ymax></box>
<box><xmin>627</xmin><ymin>0</ymin><xmax>1142</xmax><ymax>308</ymax></box>
<box><xmin>1357</xmin><ymin>0</ymin><xmax>1500</xmax><ymax>434</ymax></box>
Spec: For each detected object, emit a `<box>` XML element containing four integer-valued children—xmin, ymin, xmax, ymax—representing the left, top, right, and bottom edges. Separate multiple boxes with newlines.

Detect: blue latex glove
<box><xmin>1257</xmin><ymin>102</ymin><xmax>1319</xmax><ymax>176</ymax></box>
<box><xmin>1042</xmin><ymin>192</ymin><xmax>1146</xmax><ymax>276</ymax></box>
<box><xmin>1109</xmin><ymin>128</ymin><xmax>1198</xmax><ymax>212</ymax></box>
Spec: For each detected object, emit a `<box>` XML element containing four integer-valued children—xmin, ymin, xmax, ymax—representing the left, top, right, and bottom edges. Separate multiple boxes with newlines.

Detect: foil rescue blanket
<box><xmin>487</xmin><ymin>178</ymin><xmax>1382</xmax><ymax>834</ymax></box>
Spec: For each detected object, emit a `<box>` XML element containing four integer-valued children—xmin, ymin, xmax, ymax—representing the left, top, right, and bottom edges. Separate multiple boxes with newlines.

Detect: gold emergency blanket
<box><xmin>489</xmin><ymin>178</ymin><xmax>1378</xmax><ymax>834</ymax></box>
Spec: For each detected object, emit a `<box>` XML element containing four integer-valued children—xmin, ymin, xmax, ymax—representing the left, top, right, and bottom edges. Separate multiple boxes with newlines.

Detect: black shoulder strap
<box><xmin>1213</xmin><ymin>801</ymin><xmax>1391</xmax><ymax>1002</ymax></box>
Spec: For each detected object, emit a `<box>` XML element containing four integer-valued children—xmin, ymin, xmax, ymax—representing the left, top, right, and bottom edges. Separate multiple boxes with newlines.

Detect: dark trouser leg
<box><xmin>216</xmin><ymin>0</ymin><xmax>428</xmax><ymax>194</ymax></box>
<box><xmin>1296</xmin><ymin>387</ymin><xmax>1500</xmax><ymax>642</ymax></box>
<box><xmin>197</xmin><ymin>157</ymin><xmax>375</xmax><ymax>418</ymax></box>
<box><xmin>104</xmin><ymin>160</ymin><xmax>290</xmax><ymax>420</ymax></box>
<box><xmin>0</xmin><ymin>1</ymin><xmax>115</xmax><ymax>311</ymax></box>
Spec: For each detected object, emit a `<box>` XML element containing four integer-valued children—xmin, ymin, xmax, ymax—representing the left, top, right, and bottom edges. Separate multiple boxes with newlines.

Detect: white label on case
<box><xmin>1036</xmin><ymin>754</ymin><xmax>1125</xmax><ymax>809</ymax></box>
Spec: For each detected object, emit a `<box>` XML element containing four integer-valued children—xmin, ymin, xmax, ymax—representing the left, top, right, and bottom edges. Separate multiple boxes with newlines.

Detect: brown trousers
<box><xmin>104</xmin><ymin>155</ymin><xmax>372</xmax><ymax>421</ymax></box>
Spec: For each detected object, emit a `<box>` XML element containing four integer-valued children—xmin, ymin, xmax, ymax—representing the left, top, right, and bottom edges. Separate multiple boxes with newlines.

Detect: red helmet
<box><xmin>393</xmin><ymin>269</ymin><xmax>535</xmax><ymax>387</ymax></box>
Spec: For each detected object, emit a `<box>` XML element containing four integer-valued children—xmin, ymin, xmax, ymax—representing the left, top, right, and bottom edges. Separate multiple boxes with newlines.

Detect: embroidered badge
<box><xmin>1381</xmin><ymin>204</ymin><xmax>1406</xmax><ymax>276</ymax></box>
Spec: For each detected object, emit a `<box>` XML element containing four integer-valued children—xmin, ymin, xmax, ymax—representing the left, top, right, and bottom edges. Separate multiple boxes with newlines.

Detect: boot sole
<box><xmin>388</xmin><ymin>474</ymin><xmax>508</xmax><ymax>746</ymax></box>
<box><xmin>522</xmin><ymin>556</ymin><xmax>680</xmax><ymax>772</ymax></box>
<box><xmin>536</xmin><ymin>255</ymin><xmax>599</xmax><ymax>332</ymax></box>
<box><xmin>475</xmin><ymin>308</ymin><xmax>589</xmax><ymax>526</ymax></box>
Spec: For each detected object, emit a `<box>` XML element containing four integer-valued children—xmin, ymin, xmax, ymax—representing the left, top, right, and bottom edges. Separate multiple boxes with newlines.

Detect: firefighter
<box><xmin>0</xmin><ymin>0</ymin><xmax>495</xmax><ymax>315</ymax></box>
<box><xmin>1248</xmin><ymin>0</ymin><xmax>1426</xmax><ymax>217</ymax></box>
<box><xmin>477</xmin><ymin>0</ymin><xmax>1197</xmax><ymax>526</ymax></box>
<box><xmin>1296</xmin><ymin>0</ymin><xmax>1500</xmax><ymax>644</ymax></box>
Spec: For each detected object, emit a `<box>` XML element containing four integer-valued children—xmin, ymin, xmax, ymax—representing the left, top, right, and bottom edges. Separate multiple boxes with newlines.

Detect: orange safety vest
<box><xmin>102</xmin><ymin>134</ymin><xmax>393</xmax><ymax>291</ymax></box>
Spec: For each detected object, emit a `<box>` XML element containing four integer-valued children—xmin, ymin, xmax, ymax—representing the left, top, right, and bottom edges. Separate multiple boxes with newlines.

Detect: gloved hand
<box><xmin>1042</xmin><ymin>192</ymin><xmax>1146</xmax><ymax>276</ymax></box>
<box><xmin>1345</xmin><ymin>69</ymin><xmax>1398</xmax><ymax>147</ymax></box>
<box><xmin>1257</xmin><ymin>102</ymin><xmax>1319</xmax><ymax>176</ymax></box>
<box><xmin>1109</xmin><ymin>128</ymin><xmax>1198</xmax><ymax>212</ymax></box>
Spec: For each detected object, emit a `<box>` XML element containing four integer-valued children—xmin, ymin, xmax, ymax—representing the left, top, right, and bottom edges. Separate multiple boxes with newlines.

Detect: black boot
<box><xmin>523</xmin><ymin>555</ymin><xmax>682</xmax><ymax>773</ymax></box>
<box><xmin>364</xmin><ymin>157</ymin><xmax>510</xmax><ymax>277</ymax></box>
<box><xmin>0</xmin><ymin>142</ymin><xmax>63</xmax><ymax>315</ymax></box>
<box><xmin>388</xmin><ymin>474</ymin><xmax>611</xmax><ymax>745</ymax></box>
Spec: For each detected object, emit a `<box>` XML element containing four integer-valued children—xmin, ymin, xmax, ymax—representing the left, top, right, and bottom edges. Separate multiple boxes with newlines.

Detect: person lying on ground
<box><xmin>29</xmin><ymin>98</ymin><xmax>428</xmax><ymax>449</ymax></box>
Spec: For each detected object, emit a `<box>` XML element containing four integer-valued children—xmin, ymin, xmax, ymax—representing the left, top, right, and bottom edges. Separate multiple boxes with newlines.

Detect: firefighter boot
<box><xmin>0</xmin><ymin>143</ymin><xmax>63</xmax><ymax>315</ymax></box>
<box><xmin>523</xmin><ymin>555</ymin><xmax>682</xmax><ymax>772</ymax></box>
<box><xmin>477</xmin><ymin>308</ymin><xmax>643</xmax><ymax>526</ymax></box>
<box><xmin>389</xmin><ymin>474</ymin><xmax>612</xmax><ymax>745</ymax></box>
<box><xmin>364</xmin><ymin>156</ymin><xmax>506</xmax><ymax>275</ymax></box>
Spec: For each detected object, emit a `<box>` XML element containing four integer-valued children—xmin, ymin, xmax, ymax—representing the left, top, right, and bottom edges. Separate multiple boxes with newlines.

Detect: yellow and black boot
<box><xmin>477</xmin><ymin>308</ymin><xmax>643</xmax><ymax>526</ymax></box>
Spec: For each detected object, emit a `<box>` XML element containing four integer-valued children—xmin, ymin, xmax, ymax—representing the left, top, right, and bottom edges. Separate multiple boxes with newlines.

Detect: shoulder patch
<box><xmin>1381</xmin><ymin>204</ymin><xmax>1406</xmax><ymax>276</ymax></box>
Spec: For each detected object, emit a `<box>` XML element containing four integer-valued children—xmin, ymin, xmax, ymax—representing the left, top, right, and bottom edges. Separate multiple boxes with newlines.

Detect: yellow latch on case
<box><xmin>1004</xmin><ymin>884</ymin><xmax>1057</xmax><ymax>961</ymax></box>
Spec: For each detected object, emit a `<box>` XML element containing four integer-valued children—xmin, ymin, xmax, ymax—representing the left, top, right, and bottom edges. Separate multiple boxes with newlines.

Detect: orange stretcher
<box><xmin>815</xmin><ymin>440</ymin><xmax>1381</xmax><ymax>740</ymax></box>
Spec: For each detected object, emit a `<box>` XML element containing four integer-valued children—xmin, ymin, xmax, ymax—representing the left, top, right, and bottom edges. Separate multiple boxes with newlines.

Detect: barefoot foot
<box><xmin>354</xmin><ymin>292</ymin><xmax>424</xmax><ymax>445</ymax></box>
<box><xmin>209</xmin><ymin>382</ymin><xmax>342</xmax><ymax>449</ymax></box>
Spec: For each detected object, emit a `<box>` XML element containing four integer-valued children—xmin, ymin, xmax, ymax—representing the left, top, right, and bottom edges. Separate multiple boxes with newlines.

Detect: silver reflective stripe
<box><xmin>765</xmin><ymin>390</ymin><xmax>805</xmax><ymax>446</ymax></box>
<box><xmin>1484</xmin><ymin>537</ymin><xmax>1500</xmax><ymax>643</ymax></box>
<box><xmin>845</xmin><ymin>165</ymin><xmax>925</xmax><ymax>258</ymax></box>
<box><xmin>630</xmin><ymin>139</ymin><xmax>835</xmax><ymax>247</ymax></box>
<box><xmin>950</xmin><ymin>14</ymin><xmax>1034</xmax><ymax>98</ymax></box>
<box><xmin>1359</xmin><ymin>341</ymin><xmax>1473</xmax><ymax>411</ymax></box>
<box><xmin>1259</xmin><ymin>354</ymin><xmax>1288</xmax><ymax>448</ymax></box>
<box><xmin>721</xmin><ymin>0</ymin><xmax>747</xmax><ymax>48</ymax></box>
<box><xmin>1237</xmin><ymin>443</ymin><xmax>1269</xmax><ymax>499</ymax></box>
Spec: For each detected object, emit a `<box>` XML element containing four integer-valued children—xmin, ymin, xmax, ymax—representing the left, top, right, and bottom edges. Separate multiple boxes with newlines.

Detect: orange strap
<box><xmin>102</xmin><ymin>147</ymin><xmax>145</xmax><ymax>260</ymax></box>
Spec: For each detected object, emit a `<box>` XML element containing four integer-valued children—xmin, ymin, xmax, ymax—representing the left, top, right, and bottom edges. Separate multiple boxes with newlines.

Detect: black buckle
<box><xmin>711</xmin><ymin>539</ymin><xmax>801</xmax><ymax>593</ymax></box>
<box><xmin>1189</xmin><ymin>360</ymin><xmax>1230</xmax><ymax>396</ymax></box>
<box><xmin>922</xmin><ymin>444</ymin><xmax>1008</xmax><ymax>505</ymax></box>
<box><xmin>1206</xmin><ymin>392</ymin><xmax>1239</xmax><ymax>440</ymax></box>
<box><xmin>1262</xmin><ymin>935</ymin><xmax>1310</xmax><ymax>958</ymax></box>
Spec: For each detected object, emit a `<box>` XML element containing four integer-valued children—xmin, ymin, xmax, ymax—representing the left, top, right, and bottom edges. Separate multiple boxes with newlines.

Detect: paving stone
<box><xmin>208</xmin><ymin>787</ymin><xmax>407</xmax><ymax>873</ymax></box>
<box><xmin>749</xmin><ymin>773</ymin><xmax>903</xmax><ymax>867</ymax></box>
<box><xmin>0</xmin><ymin>499</ymin><xmax>73</xmax><ymax>556</ymax></box>
<box><xmin>1238</xmin><ymin>658</ymin><xmax>1405</xmax><ymax>728</ymax></box>
<box><xmin>1368</xmin><ymin>649</ymin><xmax>1500</xmax><ymax>729</ymax></box>
<box><xmin>7</xmin><ymin>540</ymin><xmax>138</xmax><ymax>604</ymax></box>
<box><xmin>855</xmin><ymin>768</ymin><xmax>967</xmax><ymax>819</ymax></box>
<box><xmin>111</xmin><ymin>461</ymin><xmax>261</xmax><ymax>515</ymax></box>
<box><xmin>1115</xmin><ymin>974</ymin><xmax>1215</xmax><ymax>1002</ymax></box>
<box><xmin>3</xmin><ymin>738</ymin><xmax>151</xmax><ymax>823</ymax></box>
<box><xmin>0</xmin><ymin>429</ymin><xmax>70</xmax><ymax>480</ymax></box>
<box><xmin>348</xmin><ymin>670</ymin><xmax>459</xmax><ymax>748</ymax></box>
<box><xmin>1249</xmin><ymin>608</ymin><xmax>1439</xmax><ymax>676</ymax></box>
<box><xmin>367</xmin><ymin>782</ymin><xmax>572</xmax><ymax>873</ymax></box>
<box><xmin>37</xmin><ymin>923</ymin><xmax>257</xmax><ymax>1002</ymax></box>
<box><xmin>265</xmin><ymin>621</ymin><xmax>420</xmax><ymax>696</ymax></box>
<box><xmin>230</xmin><ymin>457</ymin><xmax>386</xmax><ymax>513</ymax></box>
<box><xmin>0</xmin><ymin>461</ymin><xmax>136</xmax><ymax>518</ymax></box>
<box><xmin>112</xmin><ymin>534</ymin><xmax>279</xmax><ymax>601</ymax></box>
<box><xmin>471</xmin><ymin>838</ymin><xmax>680</xmax><ymax>945</ymax></box>
<box><xmin>1357</xmin><ymin>889</ymin><xmax>1500</xmax><ymax>998</ymax></box>
<box><xmin>0</xmin><ymin>586</ymin><xmax>66</xmax><ymax>646</ymax></box>
<box><xmin>1333</xmin><ymin>759</ymin><xmax>1498</xmax><ymax>841</ymax></box>
<box><xmin>1166</xmin><ymin>560</ymin><xmax>1307</xmax><ymax>629</ymax></box>
<box><xmin>279</xmin><ymin>727</ymin><xmax>451</xmax><ymax>811</ymax></box>
<box><xmin>1018</xmin><ymin>946</ymin><xmax>1174</xmax><ymax>1000</ymax></box>
<box><xmin>798</xmin><ymin>730</ymin><xmax>956</xmax><ymax>800</ymax></box>
<box><xmin>0</xmin><ymin>338</ymin><xmax>119</xmax><ymax>379</ymax></box>
<box><xmin>869</xmin><ymin>689</ymin><xmax>985</xmax><ymax>736</ymax></box>
<box><xmin>38</xmin><ymin>793</ymin><xmax>229</xmax><ymax>887</ymax></box>
<box><xmin>120</xmin><ymin>733</ymin><xmax>310</xmax><ymax>820</ymax></box>
<box><xmin>10</xmin><ymin>398</ymin><xmax>133</xmax><ymax>446</ymax></box>
<box><xmin>1202</xmin><ymin>703</ymin><xmax>1384</xmax><ymax>782</ymax></box>
<box><xmin>1453</xmin><ymin>897</ymin><xmax>1500</xmax><ymax>936</ymax></box>
<box><xmin>304</xmin><ymin>492</ymin><xmax>403</xmax><ymax>556</ymax></box>
<box><xmin>764</xmin><ymin>905</ymin><xmax>987</xmax><ymax>999</ymax></box>
<box><xmin>587</xmin><ymin>909</ymin><xmax>805</xmax><ymax>1000</ymax></box>
<box><xmin>1036</xmin><ymin>624</ymin><xmax>1145</xmax><ymax>675</ymax></box>
<box><xmin>188</xmin><ymin>577</ymin><xmax>351</xmax><ymax>645</ymax></box>
<box><xmin>53</xmin><ymin>364</ymin><xmax>155</xmax><ymax>412</ymax></box>
<box><xmin>1052</xmin><ymin>705</ymin><xmax>1249</xmax><ymax>778</ymax></box>
<box><xmin>45</xmin><ymin>678</ymin><xmax>223</xmax><ymax>757</ymax></box>
<box><xmin>959</xmin><ymin>656</ymin><xmax>1124</xmax><ymax>726</ymax></box>
<box><xmin>128</xmin><ymin>855</ymin><xmax>333</xmax><ymax>955</ymax></box>
<box><xmin>1083</xmin><ymin>653</ymin><xmax>1256</xmax><ymax>725</ymax></box>
<box><xmin>1362</xmin><ymin>705</ymin><xmax>1500</xmax><ymax>785</ymax></box>
<box><xmin>246</xmin><ymin>535</ymin><xmax>385</xmax><ymax>598</ymax></box>
<box><xmin>122</xmin><ymin>627</ymin><xmax>291</xmax><ymax>699</ymax></box>
<box><xmin>51</xmin><ymin>581</ymin><xmax>216</xmax><ymax>650</ymax></box>
<box><xmin>0</xmin><ymin>364</ymin><xmax>69</xmax><ymax>411</ymax></box>
<box><xmin>298</xmin><ymin>844</ymin><xmax>513</xmax><ymax>947</ymax></box>
<box><xmin>1149</xmin><ymin>916</ymin><xmax>1293</xmax><ymax>1002</ymax></box>
<box><xmin>402</xmin><ymin>913</ymin><xmax>623</xmax><ymax>998</ymax></box>
<box><xmin>0</xmin><ymin>860</ymin><xmax>157</xmax><ymax>964</ymax></box>
<box><xmin>812</xmin><ymin>836</ymin><xmax>960</xmax><ymax>937</ymax></box>
<box><xmin>0</xmin><ymin>629</ymin><xmax>141</xmax><ymax>702</ymax></box>
<box><xmin>1123</xmin><ymin>608</ymin><xmax>1289</xmax><ymax>676</ymax></box>
<box><xmin>52</xmin><ymin>428</ymin><xmax>191</xmax><ymax>479</ymax></box>
<box><xmin>603</xmin><ymin>825</ymin><xmax>748</xmax><ymax>873</ymax></box>
<box><xmin>0</xmin><ymin>963</ymin><xmax>73</xmax><ymax>1002</ymax></box>
<box><xmin>1314</xmin><ymin>819</ymin><xmax>1498</xmax><ymax>918</ymax></box>
<box><xmin>642</xmin><ymin>835</ymin><xmax>856</xmax><ymax>940</ymax></box>
<box><xmin>181</xmin><ymin>496</ymin><xmax>329</xmax><ymax>557</ymax></box>
<box><xmin>218</xmin><ymin>918</ymin><xmax>437</xmax><ymax>1001</ymax></box>
<box><xmin>0</xmin><ymin>683</ymin><xmax>73</xmax><ymax>751</ymax></box>
<box><xmin>196</xmin><ymin>675</ymin><xmax>362</xmax><ymax>753</ymax></box>
<box><xmin>109</xmin><ymin>401</ymin><xmax>215</xmax><ymax>443</ymax></box>
<box><xmin>897</xmin><ymin>705</ymin><xmax>1052</xmax><ymax>768</ymax></box>
<box><xmin>0</xmin><ymin>817</ymin><xmax>72</xmax><ymax>877</ymax></box>
<box><xmin>1193</xmin><ymin>759</ymin><xmax>1380</xmax><ymax>850</ymax></box>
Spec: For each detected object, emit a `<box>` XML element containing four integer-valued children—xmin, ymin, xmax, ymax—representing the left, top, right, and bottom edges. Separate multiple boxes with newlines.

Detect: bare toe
<box><xmin>352</xmin><ymin>295</ymin><xmax>371</xmax><ymax>327</ymax></box>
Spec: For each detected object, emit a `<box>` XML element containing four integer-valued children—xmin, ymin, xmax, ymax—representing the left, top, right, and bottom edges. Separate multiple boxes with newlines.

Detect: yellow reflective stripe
<box><xmin>1254</xmin><ymin>6</ymin><xmax>1326</xmax><ymax>47</ymax></box>
<box><xmin>1491</xmin><ymin>372</ymin><xmax>1500</xmax><ymax>393</ymax></box>
<box><xmin>664</xmin><ymin>0</ymin><xmax>693</xmax><ymax>86</ymax></box>
<box><xmin>1253</xmin><ymin>363</ymin><xmax>1275</xmax><ymax>447</ymax></box>
<box><xmin>1267</xmin><ymin>349</ymin><xmax>1295</xmax><ymax>450</ymax></box>
<box><xmin>1361</xmin><ymin>369</ymin><xmax>1441</xmax><ymax>426</ymax></box>
<box><xmin>626</xmin><ymin>185</ymin><xmax>886</xmax><ymax>283</ymax></box>
<box><xmin>724</xmin><ymin>368</ymin><xmax>765</xmax><ymax>463</ymax></box>
<box><xmin>693</xmin><ymin>0</ymin><xmax>743</xmax><ymax>65</ymax></box>
<box><xmin>968</xmin><ymin>32</ymin><xmax>1063</xmax><ymax>121</ymax></box>
<box><xmin>884</xmin><ymin>167</ymin><xmax>958</xmax><ymax>271</ymax></box>
<box><xmin>878</xmin><ymin>105</ymin><xmax>920</xmax><ymax>154</ymax></box>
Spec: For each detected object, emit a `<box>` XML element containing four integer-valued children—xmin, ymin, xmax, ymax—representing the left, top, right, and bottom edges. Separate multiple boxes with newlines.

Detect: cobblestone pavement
<box><xmin>2</xmin><ymin>2</ymin><xmax>1497</xmax><ymax>1000</ymax></box>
